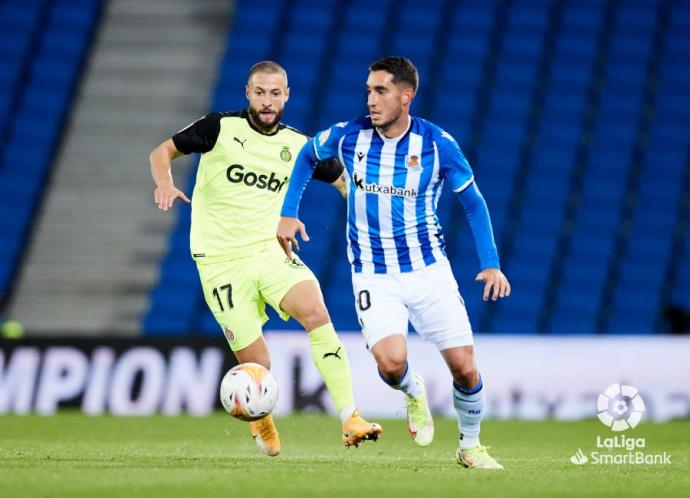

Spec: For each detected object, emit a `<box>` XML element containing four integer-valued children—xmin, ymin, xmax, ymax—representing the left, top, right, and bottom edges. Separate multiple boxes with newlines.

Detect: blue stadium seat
<box><xmin>145</xmin><ymin>0</ymin><xmax>689</xmax><ymax>336</ymax></box>
<box><xmin>0</xmin><ymin>0</ymin><xmax>101</xmax><ymax>300</ymax></box>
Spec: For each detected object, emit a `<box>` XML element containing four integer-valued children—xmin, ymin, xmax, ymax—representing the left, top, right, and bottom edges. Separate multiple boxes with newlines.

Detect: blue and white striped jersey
<box><xmin>313</xmin><ymin>115</ymin><xmax>475</xmax><ymax>274</ymax></box>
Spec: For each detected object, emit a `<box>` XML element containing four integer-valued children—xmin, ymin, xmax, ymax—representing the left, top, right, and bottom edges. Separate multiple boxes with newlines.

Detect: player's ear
<box><xmin>245</xmin><ymin>84</ymin><xmax>251</xmax><ymax>101</ymax></box>
<box><xmin>403</xmin><ymin>86</ymin><xmax>414</xmax><ymax>105</ymax></box>
<box><xmin>284</xmin><ymin>86</ymin><xmax>290</xmax><ymax>102</ymax></box>
<box><xmin>402</xmin><ymin>87</ymin><xmax>414</xmax><ymax>106</ymax></box>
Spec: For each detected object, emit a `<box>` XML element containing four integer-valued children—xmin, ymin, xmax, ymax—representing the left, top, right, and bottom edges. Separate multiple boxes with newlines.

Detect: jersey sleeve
<box><xmin>437</xmin><ymin>130</ymin><xmax>475</xmax><ymax>192</ymax></box>
<box><xmin>312</xmin><ymin>121</ymin><xmax>349</xmax><ymax>160</ymax></box>
<box><xmin>172</xmin><ymin>113</ymin><xmax>222</xmax><ymax>154</ymax></box>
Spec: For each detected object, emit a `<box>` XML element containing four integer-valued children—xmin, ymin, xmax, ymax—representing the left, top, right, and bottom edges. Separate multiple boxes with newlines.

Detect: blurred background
<box><xmin>1</xmin><ymin>0</ymin><xmax>689</xmax><ymax>338</ymax></box>
<box><xmin>0</xmin><ymin>0</ymin><xmax>689</xmax><ymax>419</ymax></box>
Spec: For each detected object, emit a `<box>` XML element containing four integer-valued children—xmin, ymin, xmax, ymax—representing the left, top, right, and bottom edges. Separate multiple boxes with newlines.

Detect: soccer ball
<box><xmin>219</xmin><ymin>363</ymin><xmax>278</xmax><ymax>421</ymax></box>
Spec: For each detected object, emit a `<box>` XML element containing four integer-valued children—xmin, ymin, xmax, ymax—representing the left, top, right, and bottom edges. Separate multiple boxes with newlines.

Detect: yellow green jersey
<box><xmin>172</xmin><ymin>110</ymin><xmax>309</xmax><ymax>260</ymax></box>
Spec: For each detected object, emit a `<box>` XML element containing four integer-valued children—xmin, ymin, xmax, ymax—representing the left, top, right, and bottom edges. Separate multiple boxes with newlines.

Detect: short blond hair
<box><xmin>247</xmin><ymin>60</ymin><xmax>288</xmax><ymax>85</ymax></box>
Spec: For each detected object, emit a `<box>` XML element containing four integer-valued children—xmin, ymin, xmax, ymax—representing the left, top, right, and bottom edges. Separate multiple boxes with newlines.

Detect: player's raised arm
<box><xmin>438</xmin><ymin>130</ymin><xmax>511</xmax><ymax>302</ymax></box>
<box><xmin>150</xmin><ymin>113</ymin><xmax>222</xmax><ymax>211</ymax></box>
<box><xmin>149</xmin><ymin>138</ymin><xmax>190</xmax><ymax>211</ymax></box>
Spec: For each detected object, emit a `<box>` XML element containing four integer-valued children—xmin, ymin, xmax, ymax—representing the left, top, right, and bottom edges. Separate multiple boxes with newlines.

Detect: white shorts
<box><xmin>351</xmin><ymin>260</ymin><xmax>474</xmax><ymax>351</ymax></box>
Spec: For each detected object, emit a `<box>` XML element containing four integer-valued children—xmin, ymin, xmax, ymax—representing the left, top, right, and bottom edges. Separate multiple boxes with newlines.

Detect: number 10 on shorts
<box><xmin>213</xmin><ymin>284</ymin><xmax>234</xmax><ymax>311</ymax></box>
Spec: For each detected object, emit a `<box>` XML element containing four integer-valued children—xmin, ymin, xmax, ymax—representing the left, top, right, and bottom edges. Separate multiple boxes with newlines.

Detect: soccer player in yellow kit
<box><xmin>149</xmin><ymin>61</ymin><xmax>381</xmax><ymax>457</ymax></box>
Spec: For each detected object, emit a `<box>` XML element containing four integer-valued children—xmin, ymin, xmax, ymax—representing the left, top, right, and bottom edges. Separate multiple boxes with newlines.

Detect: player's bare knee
<box><xmin>377</xmin><ymin>355</ymin><xmax>407</xmax><ymax>381</ymax></box>
<box><xmin>451</xmin><ymin>364</ymin><xmax>479</xmax><ymax>388</ymax></box>
<box><xmin>301</xmin><ymin>303</ymin><xmax>330</xmax><ymax>331</ymax></box>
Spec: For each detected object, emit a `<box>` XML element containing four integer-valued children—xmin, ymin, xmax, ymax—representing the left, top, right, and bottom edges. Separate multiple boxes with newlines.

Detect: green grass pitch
<box><xmin>1</xmin><ymin>413</ymin><xmax>687</xmax><ymax>497</ymax></box>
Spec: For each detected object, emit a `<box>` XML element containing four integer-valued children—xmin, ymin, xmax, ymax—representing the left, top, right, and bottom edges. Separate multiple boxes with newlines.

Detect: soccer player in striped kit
<box><xmin>278</xmin><ymin>56</ymin><xmax>510</xmax><ymax>469</ymax></box>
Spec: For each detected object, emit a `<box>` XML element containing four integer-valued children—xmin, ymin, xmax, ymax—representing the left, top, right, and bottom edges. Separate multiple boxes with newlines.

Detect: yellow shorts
<box><xmin>195</xmin><ymin>241</ymin><xmax>316</xmax><ymax>351</ymax></box>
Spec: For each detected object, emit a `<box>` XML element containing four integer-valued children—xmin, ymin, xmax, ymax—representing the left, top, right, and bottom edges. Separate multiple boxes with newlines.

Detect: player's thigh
<box><xmin>257</xmin><ymin>242</ymin><xmax>319</xmax><ymax>321</ymax></box>
<box><xmin>408</xmin><ymin>262</ymin><xmax>474</xmax><ymax>350</ymax></box>
<box><xmin>196</xmin><ymin>258</ymin><xmax>265</xmax><ymax>352</ymax></box>
<box><xmin>279</xmin><ymin>280</ymin><xmax>332</xmax><ymax>331</ymax></box>
<box><xmin>352</xmin><ymin>272</ymin><xmax>409</xmax><ymax>350</ymax></box>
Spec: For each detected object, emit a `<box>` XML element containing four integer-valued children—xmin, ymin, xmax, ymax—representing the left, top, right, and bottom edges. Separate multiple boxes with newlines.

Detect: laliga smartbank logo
<box><xmin>570</xmin><ymin>383</ymin><xmax>671</xmax><ymax>466</ymax></box>
<box><xmin>596</xmin><ymin>383</ymin><xmax>645</xmax><ymax>431</ymax></box>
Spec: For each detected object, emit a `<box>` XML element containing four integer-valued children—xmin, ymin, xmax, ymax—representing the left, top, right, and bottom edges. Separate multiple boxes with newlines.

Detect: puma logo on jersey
<box><xmin>322</xmin><ymin>347</ymin><xmax>342</xmax><ymax>360</ymax></box>
<box><xmin>226</xmin><ymin>164</ymin><xmax>288</xmax><ymax>192</ymax></box>
<box><xmin>234</xmin><ymin>137</ymin><xmax>247</xmax><ymax>148</ymax></box>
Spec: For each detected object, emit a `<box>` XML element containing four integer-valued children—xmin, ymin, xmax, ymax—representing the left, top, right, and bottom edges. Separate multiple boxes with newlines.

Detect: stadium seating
<box><xmin>612</xmin><ymin>1</ymin><xmax>690</xmax><ymax>333</ymax></box>
<box><xmin>0</xmin><ymin>0</ymin><xmax>101</xmax><ymax>308</ymax></box>
<box><xmin>144</xmin><ymin>0</ymin><xmax>690</xmax><ymax>335</ymax></box>
<box><xmin>145</xmin><ymin>0</ymin><xmax>299</xmax><ymax>334</ymax></box>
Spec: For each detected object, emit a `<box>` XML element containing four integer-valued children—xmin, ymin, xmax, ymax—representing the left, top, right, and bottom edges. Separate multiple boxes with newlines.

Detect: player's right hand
<box><xmin>277</xmin><ymin>216</ymin><xmax>309</xmax><ymax>259</ymax></box>
<box><xmin>476</xmin><ymin>268</ymin><xmax>511</xmax><ymax>302</ymax></box>
<box><xmin>154</xmin><ymin>185</ymin><xmax>191</xmax><ymax>211</ymax></box>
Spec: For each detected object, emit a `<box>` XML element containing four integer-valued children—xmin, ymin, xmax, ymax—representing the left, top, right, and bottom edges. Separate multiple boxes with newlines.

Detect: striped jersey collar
<box><xmin>373</xmin><ymin>115</ymin><xmax>413</xmax><ymax>143</ymax></box>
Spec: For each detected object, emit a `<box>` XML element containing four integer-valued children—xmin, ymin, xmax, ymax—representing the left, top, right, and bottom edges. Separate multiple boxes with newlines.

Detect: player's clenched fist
<box><xmin>475</xmin><ymin>268</ymin><xmax>511</xmax><ymax>302</ymax></box>
<box><xmin>277</xmin><ymin>216</ymin><xmax>309</xmax><ymax>259</ymax></box>
<box><xmin>154</xmin><ymin>185</ymin><xmax>191</xmax><ymax>211</ymax></box>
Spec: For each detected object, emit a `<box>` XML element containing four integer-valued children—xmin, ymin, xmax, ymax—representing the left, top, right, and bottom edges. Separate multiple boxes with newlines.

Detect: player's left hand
<box><xmin>277</xmin><ymin>216</ymin><xmax>310</xmax><ymax>259</ymax></box>
<box><xmin>476</xmin><ymin>268</ymin><xmax>511</xmax><ymax>302</ymax></box>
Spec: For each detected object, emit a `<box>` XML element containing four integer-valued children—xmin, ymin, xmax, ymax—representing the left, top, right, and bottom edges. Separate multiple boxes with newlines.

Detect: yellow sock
<box><xmin>308</xmin><ymin>323</ymin><xmax>355</xmax><ymax>415</ymax></box>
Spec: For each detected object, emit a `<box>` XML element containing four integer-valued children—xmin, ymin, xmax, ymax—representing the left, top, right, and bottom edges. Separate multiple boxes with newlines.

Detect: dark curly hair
<box><xmin>369</xmin><ymin>56</ymin><xmax>419</xmax><ymax>92</ymax></box>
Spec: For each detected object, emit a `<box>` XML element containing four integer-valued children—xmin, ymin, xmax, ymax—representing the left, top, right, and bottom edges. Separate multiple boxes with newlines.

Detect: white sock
<box><xmin>453</xmin><ymin>378</ymin><xmax>484</xmax><ymax>449</ymax></box>
<box><xmin>338</xmin><ymin>405</ymin><xmax>356</xmax><ymax>424</ymax></box>
<box><xmin>379</xmin><ymin>362</ymin><xmax>422</xmax><ymax>398</ymax></box>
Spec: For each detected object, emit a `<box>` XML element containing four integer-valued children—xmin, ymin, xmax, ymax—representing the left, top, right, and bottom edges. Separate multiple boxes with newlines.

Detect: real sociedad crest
<box><xmin>405</xmin><ymin>154</ymin><xmax>421</xmax><ymax>171</ymax></box>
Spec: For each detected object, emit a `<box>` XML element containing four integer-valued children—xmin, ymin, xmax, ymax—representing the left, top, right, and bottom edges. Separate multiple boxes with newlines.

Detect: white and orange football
<box><xmin>219</xmin><ymin>363</ymin><xmax>278</xmax><ymax>421</ymax></box>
